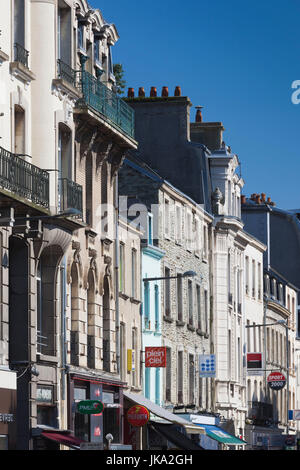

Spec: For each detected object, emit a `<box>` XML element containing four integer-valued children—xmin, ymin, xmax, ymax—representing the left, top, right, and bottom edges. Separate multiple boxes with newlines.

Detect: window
<box><xmin>252</xmin><ymin>260</ymin><xmax>256</xmax><ymax>298</ymax></box>
<box><xmin>196</xmin><ymin>285</ymin><xmax>201</xmax><ymax>330</ymax></box>
<box><xmin>164</xmin><ymin>267</ymin><xmax>171</xmax><ymax>317</ymax></box>
<box><xmin>154</xmin><ymin>285</ymin><xmax>159</xmax><ymax>331</ymax></box>
<box><xmin>119</xmin><ymin>243</ymin><xmax>125</xmax><ymax>293</ymax></box>
<box><xmin>177</xmin><ymin>351</ymin><xmax>183</xmax><ymax>403</ymax></box>
<box><xmin>108</xmin><ymin>46</ymin><xmax>113</xmax><ymax>76</ymax></box>
<box><xmin>175</xmin><ymin>205</ymin><xmax>182</xmax><ymax>244</ymax></box>
<box><xmin>228</xmin><ymin>253</ymin><xmax>232</xmax><ymax>303</ymax></box>
<box><xmin>148</xmin><ymin>214</ymin><xmax>153</xmax><ymax>245</ymax></box>
<box><xmin>245</xmin><ymin>256</ymin><xmax>249</xmax><ymax>295</ymax></box>
<box><xmin>77</xmin><ymin>23</ymin><xmax>84</xmax><ymax>50</ymax></box>
<box><xmin>189</xmin><ymin>354</ymin><xmax>195</xmax><ymax>404</ymax></box>
<box><xmin>165</xmin><ymin>347</ymin><xmax>171</xmax><ymax>401</ymax></box>
<box><xmin>228</xmin><ymin>330</ymin><xmax>232</xmax><ymax>379</ymax></box>
<box><xmin>14</xmin><ymin>0</ymin><xmax>25</xmax><ymax>49</ymax></box>
<box><xmin>186</xmin><ymin>210</ymin><xmax>192</xmax><ymax>251</ymax></box>
<box><xmin>155</xmin><ymin>368</ymin><xmax>160</xmax><ymax>405</ymax></box>
<box><xmin>120</xmin><ymin>323</ymin><xmax>125</xmax><ymax>381</ymax></box>
<box><xmin>203</xmin><ymin>225</ymin><xmax>208</xmax><ymax>259</ymax></box>
<box><xmin>132</xmin><ymin>328</ymin><xmax>137</xmax><ymax>387</ymax></box>
<box><xmin>94</xmin><ymin>38</ymin><xmax>100</xmax><ymax>64</ymax></box>
<box><xmin>204</xmin><ymin>289</ymin><xmax>209</xmax><ymax>334</ymax></box>
<box><xmin>164</xmin><ymin>199</ymin><xmax>170</xmax><ymax>238</ymax></box>
<box><xmin>258</xmin><ymin>263</ymin><xmax>262</xmax><ymax>300</ymax></box>
<box><xmin>188</xmin><ymin>280</ymin><xmax>193</xmax><ymax>326</ymax></box>
<box><xmin>144</xmin><ymin>281</ymin><xmax>150</xmax><ymax>329</ymax></box>
<box><xmin>131</xmin><ymin>248</ymin><xmax>137</xmax><ymax>298</ymax></box>
<box><xmin>195</xmin><ymin>218</ymin><xmax>201</xmax><ymax>256</ymax></box>
<box><xmin>177</xmin><ymin>274</ymin><xmax>183</xmax><ymax>322</ymax></box>
<box><xmin>14</xmin><ymin>105</ymin><xmax>25</xmax><ymax>155</ymax></box>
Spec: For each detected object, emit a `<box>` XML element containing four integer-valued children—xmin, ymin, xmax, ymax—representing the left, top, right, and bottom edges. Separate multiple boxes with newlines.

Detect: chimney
<box><xmin>150</xmin><ymin>87</ymin><xmax>157</xmax><ymax>97</ymax></box>
<box><xmin>190</xmin><ymin>107</ymin><xmax>224</xmax><ymax>152</ymax></box>
<box><xmin>241</xmin><ymin>195</ymin><xmax>246</xmax><ymax>205</ymax></box>
<box><xmin>174</xmin><ymin>86</ymin><xmax>181</xmax><ymax>96</ymax></box>
<box><xmin>162</xmin><ymin>86</ymin><xmax>169</xmax><ymax>97</ymax></box>
<box><xmin>261</xmin><ymin>193</ymin><xmax>266</xmax><ymax>203</ymax></box>
<box><xmin>255</xmin><ymin>195</ymin><xmax>261</xmax><ymax>204</ymax></box>
<box><xmin>138</xmin><ymin>87</ymin><xmax>145</xmax><ymax>97</ymax></box>
<box><xmin>195</xmin><ymin>106</ymin><xmax>203</xmax><ymax>123</ymax></box>
<box><xmin>127</xmin><ymin>88</ymin><xmax>134</xmax><ymax>98</ymax></box>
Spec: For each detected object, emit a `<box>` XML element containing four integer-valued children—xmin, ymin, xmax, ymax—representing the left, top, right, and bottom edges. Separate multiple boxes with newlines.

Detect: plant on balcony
<box><xmin>113</xmin><ymin>63</ymin><xmax>126</xmax><ymax>96</ymax></box>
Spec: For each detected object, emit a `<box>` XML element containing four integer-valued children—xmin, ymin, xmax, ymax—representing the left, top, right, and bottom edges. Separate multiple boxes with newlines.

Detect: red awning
<box><xmin>42</xmin><ymin>431</ymin><xmax>84</xmax><ymax>448</ymax></box>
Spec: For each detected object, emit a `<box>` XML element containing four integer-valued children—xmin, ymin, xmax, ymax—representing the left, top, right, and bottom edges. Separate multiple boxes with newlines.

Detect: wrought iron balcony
<box><xmin>14</xmin><ymin>43</ymin><xmax>29</xmax><ymax>68</ymax></box>
<box><xmin>0</xmin><ymin>146</ymin><xmax>49</xmax><ymax>208</ymax></box>
<box><xmin>76</xmin><ymin>70</ymin><xmax>135</xmax><ymax>138</ymax></box>
<box><xmin>57</xmin><ymin>59</ymin><xmax>77</xmax><ymax>89</ymax></box>
<box><xmin>58</xmin><ymin>178</ymin><xmax>83</xmax><ymax>216</ymax></box>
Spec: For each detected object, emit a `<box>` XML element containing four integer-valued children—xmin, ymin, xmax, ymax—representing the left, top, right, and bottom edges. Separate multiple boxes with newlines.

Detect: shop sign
<box><xmin>37</xmin><ymin>385</ymin><xmax>53</xmax><ymax>404</ymax></box>
<box><xmin>127</xmin><ymin>405</ymin><xmax>150</xmax><ymax>427</ymax></box>
<box><xmin>267</xmin><ymin>372</ymin><xmax>286</xmax><ymax>391</ymax></box>
<box><xmin>145</xmin><ymin>347</ymin><xmax>166</xmax><ymax>367</ymax></box>
<box><xmin>289</xmin><ymin>410</ymin><xmax>300</xmax><ymax>420</ymax></box>
<box><xmin>77</xmin><ymin>400</ymin><xmax>104</xmax><ymax>415</ymax></box>
<box><xmin>247</xmin><ymin>353</ymin><xmax>263</xmax><ymax>375</ymax></box>
<box><xmin>127</xmin><ymin>349</ymin><xmax>135</xmax><ymax>372</ymax></box>
<box><xmin>0</xmin><ymin>413</ymin><xmax>14</xmax><ymax>423</ymax></box>
<box><xmin>199</xmin><ymin>354</ymin><xmax>216</xmax><ymax>378</ymax></box>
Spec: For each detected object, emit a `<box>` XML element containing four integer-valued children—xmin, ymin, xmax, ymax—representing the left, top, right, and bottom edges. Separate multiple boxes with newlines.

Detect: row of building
<box><xmin>0</xmin><ymin>0</ymin><xmax>299</xmax><ymax>451</ymax></box>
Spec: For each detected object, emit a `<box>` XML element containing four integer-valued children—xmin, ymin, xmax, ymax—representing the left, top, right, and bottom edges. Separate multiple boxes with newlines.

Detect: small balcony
<box><xmin>75</xmin><ymin>70</ymin><xmax>135</xmax><ymax>139</ymax></box>
<box><xmin>0</xmin><ymin>146</ymin><xmax>49</xmax><ymax>208</ymax></box>
<box><xmin>14</xmin><ymin>43</ymin><xmax>29</xmax><ymax>68</ymax></box>
<box><xmin>57</xmin><ymin>59</ymin><xmax>78</xmax><ymax>89</ymax></box>
<box><xmin>58</xmin><ymin>178</ymin><xmax>83</xmax><ymax>217</ymax></box>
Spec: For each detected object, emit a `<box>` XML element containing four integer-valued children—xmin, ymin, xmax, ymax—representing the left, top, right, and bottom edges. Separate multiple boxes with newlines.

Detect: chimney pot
<box><xmin>241</xmin><ymin>195</ymin><xmax>246</xmax><ymax>205</ymax></box>
<box><xmin>162</xmin><ymin>86</ymin><xmax>169</xmax><ymax>97</ymax></box>
<box><xmin>255</xmin><ymin>195</ymin><xmax>261</xmax><ymax>204</ymax></box>
<box><xmin>127</xmin><ymin>87</ymin><xmax>134</xmax><ymax>98</ymax></box>
<box><xmin>261</xmin><ymin>193</ymin><xmax>266</xmax><ymax>202</ymax></box>
<box><xmin>195</xmin><ymin>109</ymin><xmax>203</xmax><ymax>123</ymax></box>
<box><xmin>267</xmin><ymin>197</ymin><xmax>272</xmax><ymax>204</ymax></box>
<box><xmin>138</xmin><ymin>87</ymin><xmax>145</xmax><ymax>97</ymax></box>
<box><xmin>150</xmin><ymin>87</ymin><xmax>157</xmax><ymax>97</ymax></box>
<box><xmin>174</xmin><ymin>86</ymin><xmax>181</xmax><ymax>96</ymax></box>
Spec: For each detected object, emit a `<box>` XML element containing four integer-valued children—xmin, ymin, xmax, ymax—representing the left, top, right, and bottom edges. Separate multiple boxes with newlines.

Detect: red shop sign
<box><xmin>267</xmin><ymin>371</ymin><xmax>286</xmax><ymax>391</ymax></box>
<box><xmin>145</xmin><ymin>347</ymin><xmax>166</xmax><ymax>368</ymax></box>
<box><xmin>127</xmin><ymin>405</ymin><xmax>150</xmax><ymax>427</ymax></box>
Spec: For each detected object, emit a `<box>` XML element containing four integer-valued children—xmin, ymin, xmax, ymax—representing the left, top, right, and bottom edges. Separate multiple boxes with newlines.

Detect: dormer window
<box><xmin>94</xmin><ymin>39</ymin><xmax>100</xmax><ymax>64</ymax></box>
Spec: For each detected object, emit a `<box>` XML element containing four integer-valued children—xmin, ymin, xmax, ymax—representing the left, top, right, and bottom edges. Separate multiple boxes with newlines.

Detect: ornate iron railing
<box><xmin>0</xmin><ymin>146</ymin><xmax>49</xmax><ymax>208</ymax></box>
<box><xmin>58</xmin><ymin>178</ymin><xmax>83</xmax><ymax>216</ymax></box>
<box><xmin>57</xmin><ymin>59</ymin><xmax>77</xmax><ymax>89</ymax></box>
<box><xmin>14</xmin><ymin>43</ymin><xmax>29</xmax><ymax>68</ymax></box>
<box><xmin>76</xmin><ymin>70</ymin><xmax>135</xmax><ymax>138</ymax></box>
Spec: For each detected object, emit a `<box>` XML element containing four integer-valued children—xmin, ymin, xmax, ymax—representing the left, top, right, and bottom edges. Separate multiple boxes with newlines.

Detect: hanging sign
<box><xmin>199</xmin><ymin>354</ymin><xmax>216</xmax><ymax>377</ymax></box>
<box><xmin>127</xmin><ymin>405</ymin><xmax>150</xmax><ymax>427</ymax></box>
<box><xmin>145</xmin><ymin>347</ymin><xmax>166</xmax><ymax>367</ymax></box>
<box><xmin>267</xmin><ymin>372</ymin><xmax>286</xmax><ymax>391</ymax></box>
<box><xmin>77</xmin><ymin>400</ymin><xmax>104</xmax><ymax>415</ymax></box>
<box><xmin>247</xmin><ymin>353</ymin><xmax>264</xmax><ymax>376</ymax></box>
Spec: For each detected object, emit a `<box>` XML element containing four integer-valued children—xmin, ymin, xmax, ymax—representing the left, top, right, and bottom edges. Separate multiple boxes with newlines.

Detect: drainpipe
<box><xmin>114</xmin><ymin>175</ymin><xmax>120</xmax><ymax>375</ymax></box>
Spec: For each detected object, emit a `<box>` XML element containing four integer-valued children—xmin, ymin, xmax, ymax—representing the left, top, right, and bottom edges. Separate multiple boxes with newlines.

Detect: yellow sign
<box><xmin>127</xmin><ymin>349</ymin><xmax>132</xmax><ymax>372</ymax></box>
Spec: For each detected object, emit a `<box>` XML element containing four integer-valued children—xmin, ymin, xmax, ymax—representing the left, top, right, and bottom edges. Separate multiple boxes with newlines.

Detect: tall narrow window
<box><xmin>228</xmin><ymin>253</ymin><xmax>232</xmax><ymax>304</ymax></box>
<box><xmin>155</xmin><ymin>368</ymin><xmax>160</xmax><ymax>405</ymax></box>
<box><xmin>120</xmin><ymin>322</ymin><xmax>125</xmax><ymax>381</ymax></box>
<box><xmin>204</xmin><ymin>290</ymin><xmax>209</xmax><ymax>334</ymax></box>
<box><xmin>252</xmin><ymin>260</ymin><xmax>256</xmax><ymax>298</ymax></box>
<box><xmin>177</xmin><ymin>275</ymin><xmax>183</xmax><ymax>322</ymax></box>
<box><xmin>188</xmin><ymin>280</ymin><xmax>193</xmax><ymax>326</ymax></box>
<box><xmin>164</xmin><ymin>267</ymin><xmax>171</xmax><ymax>317</ymax></box>
<box><xmin>245</xmin><ymin>256</ymin><xmax>249</xmax><ymax>295</ymax></box>
<box><xmin>148</xmin><ymin>214</ymin><xmax>153</xmax><ymax>245</ymax></box>
<box><xmin>228</xmin><ymin>330</ymin><xmax>232</xmax><ymax>379</ymax></box>
<box><xmin>165</xmin><ymin>347</ymin><xmax>171</xmax><ymax>402</ymax></box>
<box><xmin>164</xmin><ymin>199</ymin><xmax>170</xmax><ymax>238</ymax></box>
<box><xmin>186</xmin><ymin>211</ymin><xmax>192</xmax><ymax>251</ymax></box>
<box><xmin>196</xmin><ymin>285</ymin><xmax>201</xmax><ymax>331</ymax></box>
<box><xmin>14</xmin><ymin>0</ymin><xmax>25</xmax><ymax>49</ymax></box>
<box><xmin>131</xmin><ymin>249</ymin><xmax>137</xmax><ymax>298</ymax></box>
<box><xmin>177</xmin><ymin>351</ymin><xmax>183</xmax><ymax>403</ymax></box>
<box><xmin>132</xmin><ymin>328</ymin><xmax>137</xmax><ymax>387</ymax></box>
<box><xmin>119</xmin><ymin>243</ymin><xmax>125</xmax><ymax>293</ymax></box>
<box><xmin>154</xmin><ymin>285</ymin><xmax>159</xmax><ymax>331</ymax></box>
<box><xmin>189</xmin><ymin>354</ymin><xmax>195</xmax><ymax>404</ymax></box>
<box><xmin>77</xmin><ymin>23</ymin><xmax>84</xmax><ymax>50</ymax></box>
<box><xmin>203</xmin><ymin>225</ymin><xmax>208</xmax><ymax>259</ymax></box>
<box><xmin>175</xmin><ymin>205</ymin><xmax>182</xmax><ymax>244</ymax></box>
<box><xmin>103</xmin><ymin>277</ymin><xmax>111</xmax><ymax>372</ymax></box>
<box><xmin>14</xmin><ymin>105</ymin><xmax>25</xmax><ymax>155</ymax></box>
<box><xmin>144</xmin><ymin>281</ymin><xmax>150</xmax><ymax>329</ymax></box>
<box><xmin>258</xmin><ymin>263</ymin><xmax>262</xmax><ymax>300</ymax></box>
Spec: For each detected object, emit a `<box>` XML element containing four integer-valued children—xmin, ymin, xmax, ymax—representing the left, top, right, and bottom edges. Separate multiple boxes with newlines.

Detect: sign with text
<box><xmin>145</xmin><ymin>347</ymin><xmax>167</xmax><ymax>367</ymax></box>
<box><xmin>267</xmin><ymin>372</ymin><xmax>286</xmax><ymax>391</ymax></box>
<box><xmin>247</xmin><ymin>353</ymin><xmax>263</xmax><ymax>375</ymax></box>
<box><xmin>77</xmin><ymin>400</ymin><xmax>104</xmax><ymax>415</ymax></box>
<box><xmin>289</xmin><ymin>410</ymin><xmax>300</xmax><ymax>421</ymax></box>
<box><xmin>199</xmin><ymin>354</ymin><xmax>216</xmax><ymax>378</ymax></box>
<box><xmin>127</xmin><ymin>405</ymin><xmax>150</xmax><ymax>427</ymax></box>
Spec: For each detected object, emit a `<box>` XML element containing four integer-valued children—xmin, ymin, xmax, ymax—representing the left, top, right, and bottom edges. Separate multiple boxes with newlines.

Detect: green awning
<box><xmin>199</xmin><ymin>424</ymin><xmax>247</xmax><ymax>445</ymax></box>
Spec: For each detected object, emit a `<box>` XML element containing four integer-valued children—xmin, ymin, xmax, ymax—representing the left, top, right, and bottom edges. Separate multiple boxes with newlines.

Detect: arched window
<box><xmin>70</xmin><ymin>262</ymin><xmax>79</xmax><ymax>365</ymax></box>
<box><xmin>102</xmin><ymin>277</ymin><xmax>110</xmax><ymax>372</ymax></box>
<box><xmin>87</xmin><ymin>269</ymin><xmax>96</xmax><ymax>369</ymax></box>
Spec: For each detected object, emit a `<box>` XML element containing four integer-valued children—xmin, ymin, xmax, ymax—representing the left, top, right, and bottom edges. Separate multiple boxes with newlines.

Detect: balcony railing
<box><xmin>0</xmin><ymin>146</ymin><xmax>49</xmax><ymax>208</ymax></box>
<box><xmin>58</xmin><ymin>178</ymin><xmax>83</xmax><ymax>216</ymax></box>
<box><xmin>14</xmin><ymin>43</ymin><xmax>29</xmax><ymax>68</ymax></box>
<box><xmin>57</xmin><ymin>59</ymin><xmax>77</xmax><ymax>89</ymax></box>
<box><xmin>76</xmin><ymin>70</ymin><xmax>135</xmax><ymax>138</ymax></box>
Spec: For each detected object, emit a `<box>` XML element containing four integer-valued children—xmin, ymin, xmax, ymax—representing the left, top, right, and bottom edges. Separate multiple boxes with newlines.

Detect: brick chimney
<box><xmin>190</xmin><ymin>107</ymin><xmax>225</xmax><ymax>152</ymax></box>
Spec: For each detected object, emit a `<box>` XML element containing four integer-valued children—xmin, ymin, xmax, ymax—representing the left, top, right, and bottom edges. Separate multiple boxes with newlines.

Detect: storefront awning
<box><xmin>150</xmin><ymin>422</ymin><xmax>204</xmax><ymax>450</ymax></box>
<box><xmin>123</xmin><ymin>391</ymin><xmax>205</xmax><ymax>435</ymax></box>
<box><xmin>195</xmin><ymin>424</ymin><xmax>247</xmax><ymax>445</ymax></box>
<box><xmin>42</xmin><ymin>431</ymin><xmax>84</xmax><ymax>449</ymax></box>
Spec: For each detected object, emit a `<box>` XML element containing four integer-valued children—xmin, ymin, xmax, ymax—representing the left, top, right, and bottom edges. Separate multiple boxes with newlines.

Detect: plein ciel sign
<box><xmin>267</xmin><ymin>371</ymin><xmax>286</xmax><ymax>391</ymax></box>
<box><xmin>145</xmin><ymin>347</ymin><xmax>167</xmax><ymax>368</ymax></box>
<box><xmin>77</xmin><ymin>400</ymin><xmax>104</xmax><ymax>415</ymax></box>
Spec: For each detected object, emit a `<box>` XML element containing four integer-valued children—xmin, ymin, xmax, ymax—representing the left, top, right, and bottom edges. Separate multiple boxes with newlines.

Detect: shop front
<box><xmin>69</xmin><ymin>373</ymin><xmax>126</xmax><ymax>449</ymax></box>
<box><xmin>0</xmin><ymin>369</ymin><xmax>17</xmax><ymax>450</ymax></box>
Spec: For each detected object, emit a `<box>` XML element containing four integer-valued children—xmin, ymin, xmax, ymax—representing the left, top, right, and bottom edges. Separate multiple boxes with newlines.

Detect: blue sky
<box><xmin>96</xmin><ymin>0</ymin><xmax>300</xmax><ymax>209</ymax></box>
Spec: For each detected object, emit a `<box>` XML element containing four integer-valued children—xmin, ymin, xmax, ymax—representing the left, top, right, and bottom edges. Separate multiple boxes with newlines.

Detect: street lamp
<box><xmin>245</xmin><ymin>319</ymin><xmax>290</xmax><ymax>436</ymax></box>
